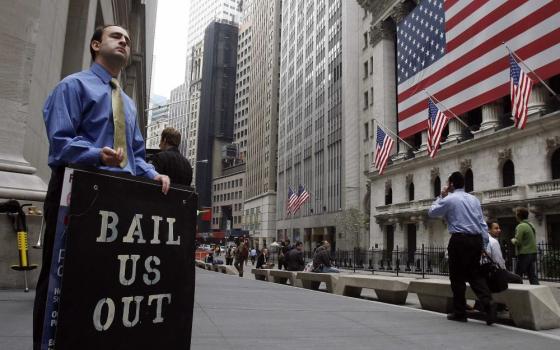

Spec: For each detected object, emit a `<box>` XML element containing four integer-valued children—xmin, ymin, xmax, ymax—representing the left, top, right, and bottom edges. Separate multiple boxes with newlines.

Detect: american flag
<box><xmin>427</xmin><ymin>98</ymin><xmax>451</xmax><ymax>158</ymax></box>
<box><xmin>293</xmin><ymin>184</ymin><xmax>310</xmax><ymax>213</ymax></box>
<box><xmin>396</xmin><ymin>0</ymin><xmax>560</xmax><ymax>138</ymax></box>
<box><xmin>287</xmin><ymin>186</ymin><xmax>297</xmax><ymax>215</ymax></box>
<box><xmin>509</xmin><ymin>54</ymin><xmax>534</xmax><ymax>129</ymax></box>
<box><xmin>374</xmin><ymin>126</ymin><xmax>395</xmax><ymax>175</ymax></box>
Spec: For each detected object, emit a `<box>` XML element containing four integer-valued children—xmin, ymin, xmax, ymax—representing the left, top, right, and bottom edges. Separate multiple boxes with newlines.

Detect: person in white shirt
<box><xmin>486</xmin><ymin>221</ymin><xmax>522</xmax><ymax>283</ymax></box>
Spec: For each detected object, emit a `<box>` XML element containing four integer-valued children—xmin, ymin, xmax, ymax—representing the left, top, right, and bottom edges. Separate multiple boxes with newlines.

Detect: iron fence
<box><xmin>297</xmin><ymin>243</ymin><xmax>560</xmax><ymax>282</ymax></box>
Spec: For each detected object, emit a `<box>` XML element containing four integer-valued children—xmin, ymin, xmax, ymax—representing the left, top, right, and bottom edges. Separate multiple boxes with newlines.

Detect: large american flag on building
<box><xmin>509</xmin><ymin>53</ymin><xmax>534</xmax><ymax>129</ymax></box>
<box><xmin>396</xmin><ymin>0</ymin><xmax>560</xmax><ymax>138</ymax></box>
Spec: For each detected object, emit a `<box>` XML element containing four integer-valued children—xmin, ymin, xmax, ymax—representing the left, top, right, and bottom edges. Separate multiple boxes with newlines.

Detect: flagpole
<box><xmin>374</xmin><ymin>118</ymin><xmax>414</xmax><ymax>150</ymax></box>
<box><xmin>424</xmin><ymin>90</ymin><xmax>470</xmax><ymax>128</ymax></box>
<box><xmin>503</xmin><ymin>42</ymin><xmax>560</xmax><ymax>103</ymax></box>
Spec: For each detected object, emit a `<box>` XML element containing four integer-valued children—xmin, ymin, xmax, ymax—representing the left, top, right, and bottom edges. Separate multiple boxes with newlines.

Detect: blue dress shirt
<box><xmin>428</xmin><ymin>189</ymin><xmax>489</xmax><ymax>248</ymax></box>
<box><xmin>43</xmin><ymin>63</ymin><xmax>157</xmax><ymax>179</ymax></box>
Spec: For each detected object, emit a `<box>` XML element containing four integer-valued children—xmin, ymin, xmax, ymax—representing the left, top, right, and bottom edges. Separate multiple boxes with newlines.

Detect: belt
<box><xmin>451</xmin><ymin>232</ymin><xmax>481</xmax><ymax>236</ymax></box>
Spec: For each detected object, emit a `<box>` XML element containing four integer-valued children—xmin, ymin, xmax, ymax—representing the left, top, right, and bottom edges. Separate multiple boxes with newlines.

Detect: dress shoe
<box><xmin>447</xmin><ymin>313</ymin><xmax>467</xmax><ymax>322</ymax></box>
<box><xmin>486</xmin><ymin>302</ymin><xmax>497</xmax><ymax>325</ymax></box>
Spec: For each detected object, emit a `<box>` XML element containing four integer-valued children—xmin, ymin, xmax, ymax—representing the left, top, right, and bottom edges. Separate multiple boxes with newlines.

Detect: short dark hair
<box><xmin>90</xmin><ymin>24</ymin><xmax>128</xmax><ymax>62</ymax></box>
<box><xmin>486</xmin><ymin>220</ymin><xmax>499</xmax><ymax>230</ymax></box>
<box><xmin>515</xmin><ymin>207</ymin><xmax>529</xmax><ymax>220</ymax></box>
<box><xmin>161</xmin><ymin>127</ymin><xmax>181</xmax><ymax>147</ymax></box>
<box><xmin>448</xmin><ymin>171</ymin><xmax>465</xmax><ymax>189</ymax></box>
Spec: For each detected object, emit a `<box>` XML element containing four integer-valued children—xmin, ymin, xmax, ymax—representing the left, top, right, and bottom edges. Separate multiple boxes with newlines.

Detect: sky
<box><xmin>151</xmin><ymin>0</ymin><xmax>189</xmax><ymax>100</ymax></box>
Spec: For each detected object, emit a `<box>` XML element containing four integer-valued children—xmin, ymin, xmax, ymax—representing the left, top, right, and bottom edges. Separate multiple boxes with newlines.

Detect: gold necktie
<box><xmin>110</xmin><ymin>78</ymin><xmax>128</xmax><ymax>168</ymax></box>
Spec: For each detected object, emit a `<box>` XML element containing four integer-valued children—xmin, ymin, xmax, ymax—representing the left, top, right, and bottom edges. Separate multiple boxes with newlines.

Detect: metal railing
<box><xmin>293</xmin><ymin>243</ymin><xmax>560</xmax><ymax>282</ymax></box>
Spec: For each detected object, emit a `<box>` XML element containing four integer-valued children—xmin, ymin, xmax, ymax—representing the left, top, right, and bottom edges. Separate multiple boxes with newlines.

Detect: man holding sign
<box><xmin>34</xmin><ymin>24</ymin><xmax>171</xmax><ymax>349</ymax></box>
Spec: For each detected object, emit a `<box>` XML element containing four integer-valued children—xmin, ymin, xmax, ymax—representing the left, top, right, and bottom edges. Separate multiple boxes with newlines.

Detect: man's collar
<box><xmin>90</xmin><ymin>63</ymin><xmax>113</xmax><ymax>84</ymax></box>
<box><xmin>454</xmin><ymin>188</ymin><xmax>465</xmax><ymax>193</ymax></box>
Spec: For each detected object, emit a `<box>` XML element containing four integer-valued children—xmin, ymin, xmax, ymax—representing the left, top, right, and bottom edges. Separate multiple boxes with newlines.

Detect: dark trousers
<box><xmin>33</xmin><ymin>169</ymin><xmax>64</xmax><ymax>350</ymax></box>
<box><xmin>516</xmin><ymin>253</ymin><xmax>539</xmax><ymax>285</ymax></box>
<box><xmin>448</xmin><ymin>234</ymin><xmax>492</xmax><ymax>316</ymax></box>
<box><xmin>234</xmin><ymin>258</ymin><xmax>246</xmax><ymax>276</ymax></box>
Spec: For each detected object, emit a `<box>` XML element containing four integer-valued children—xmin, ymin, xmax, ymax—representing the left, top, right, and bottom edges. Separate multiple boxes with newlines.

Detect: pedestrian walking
<box><xmin>250</xmin><ymin>247</ymin><xmax>257</xmax><ymax>265</ymax></box>
<box><xmin>34</xmin><ymin>24</ymin><xmax>170</xmax><ymax>349</ymax></box>
<box><xmin>511</xmin><ymin>207</ymin><xmax>539</xmax><ymax>285</ymax></box>
<box><xmin>428</xmin><ymin>171</ymin><xmax>497</xmax><ymax>325</ymax></box>
<box><xmin>225</xmin><ymin>246</ymin><xmax>234</xmax><ymax>265</ymax></box>
<box><xmin>234</xmin><ymin>240</ymin><xmax>248</xmax><ymax>277</ymax></box>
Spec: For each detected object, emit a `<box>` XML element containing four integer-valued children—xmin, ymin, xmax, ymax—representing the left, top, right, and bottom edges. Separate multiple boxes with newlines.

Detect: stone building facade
<box><xmin>357</xmin><ymin>0</ymin><xmax>560</xmax><ymax>252</ymax></box>
<box><xmin>276</xmin><ymin>0</ymin><xmax>365</xmax><ymax>251</ymax></box>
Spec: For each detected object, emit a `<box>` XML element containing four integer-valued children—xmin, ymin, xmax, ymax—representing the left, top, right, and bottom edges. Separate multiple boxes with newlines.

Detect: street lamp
<box><xmin>196</xmin><ymin>159</ymin><xmax>208</xmax><ymax>164</ymax></box>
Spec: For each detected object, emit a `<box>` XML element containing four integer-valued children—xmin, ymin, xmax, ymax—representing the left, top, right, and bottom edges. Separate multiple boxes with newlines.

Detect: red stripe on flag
<box><xmin>444</xmin><ymin>0</ymin><xmax>459</xmax><ymax>11</ymax></box>
<box><xmin>445</xmin><ymin>0</ymin><xmax>489</xmax><ymax>33</ymax></box>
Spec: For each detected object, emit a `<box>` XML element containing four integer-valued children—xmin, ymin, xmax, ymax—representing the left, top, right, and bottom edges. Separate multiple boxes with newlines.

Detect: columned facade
<box><xmin>359</xmin><ymin>0</ymin><xmax>560</xmax><ymax>254</ymax></box>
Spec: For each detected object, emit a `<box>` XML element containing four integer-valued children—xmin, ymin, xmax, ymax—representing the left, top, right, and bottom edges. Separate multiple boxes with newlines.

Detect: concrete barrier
<box><xmin>335</xmin><ymin>275</ymin><xmax>413</xmax><ymax>304</ymax></box>
<box><xmin>251</xmin><ymin>268</ymin><xmax>271</xmax><ymax>281</ymax></box>
<box><xmin>218</xmin><ymin>265</ymin><xmax>238</xmax><ymax>275</ymax></box>
<box><xmin>269</xmin><ymin>270</ymin><xmax>301</xmax><ymax>286</ymax></box>
<box><xmin>195</xmin><ymin>260</ymin><xmax>206</xmax><ymax>268</ymax></box>
<box><xmin>408</xmin><ymin>279</ymin><xmax>560</xmax><ymax>330</ymax></box>
<box><xmin>295</xmin><ymin>272</ymin><xmax>339</xmax><ymax>293</ymax></box>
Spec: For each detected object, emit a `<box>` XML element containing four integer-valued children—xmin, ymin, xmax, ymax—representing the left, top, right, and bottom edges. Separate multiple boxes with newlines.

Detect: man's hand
<box><xmin>100</xmin><ymin>147</ymin><xmax>124</xmax><ymax>167</ymax></box>
<box><xmin>154</xmin><ymin>174</ymin><xmax>170</xmax><ymax>195</ymax></box>
<box><xmin>440</xmin><ymin>185</ymin><xmax>449</xmax><ymax>198</ymax></box>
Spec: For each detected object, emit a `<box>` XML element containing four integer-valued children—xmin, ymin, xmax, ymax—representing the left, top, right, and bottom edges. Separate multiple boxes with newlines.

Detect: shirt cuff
<box><xmin>84</xmin><ymin>147</ymin><xmax>103</xmax><ymax>166</ymax></box>
<box><xmin>145</xmin><ymin>168</ymin><xmax>158</xmax><ymax>180</ymax></box>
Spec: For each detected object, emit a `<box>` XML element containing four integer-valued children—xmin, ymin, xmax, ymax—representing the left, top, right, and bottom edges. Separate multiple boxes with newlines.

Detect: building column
<box><xmin>527</xmin><ymin>83</ymin><xmax>549</xmax><ymax>117</ymax></box>
<box><xmin>446</xmin><ymin>118</ymin><xmax>463</xmax><ymax>142</ymax></box>
<box><xmin>419</xmin><ymin>130</ymin><xmax>428</xmax><ymax>150</ymax></box>
<box><xmin>480</xmin><ymin>102</ymin><xmax>503</xmax><ymax>131</ymax></box>
<box><xmin>0</xmin><ymin>1</ymin><xmax>52</xmax><ymax>201</ymax></box>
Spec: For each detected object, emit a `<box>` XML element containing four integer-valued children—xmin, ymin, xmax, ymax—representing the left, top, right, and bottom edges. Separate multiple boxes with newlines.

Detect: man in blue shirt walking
<box><xmin>33</xmin><ymin>24</ymin><xmax>170</xmax><ymax>349</ymax></box>
<box><xmin>429</xmin><ymin>172</ymin><xmax>496</xmax><ymax>325</ymax></box>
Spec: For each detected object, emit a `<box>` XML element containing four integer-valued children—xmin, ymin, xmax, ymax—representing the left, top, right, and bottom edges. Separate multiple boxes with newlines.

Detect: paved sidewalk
<box><xmin>2</xmin><ymin>268</ymin><xmax>560</xmax><ymax>349</ymax></box>
<box><xmin>193</xmin><ymin>268</ymin><xmax>560</xmax><ymax>350</ymax></box>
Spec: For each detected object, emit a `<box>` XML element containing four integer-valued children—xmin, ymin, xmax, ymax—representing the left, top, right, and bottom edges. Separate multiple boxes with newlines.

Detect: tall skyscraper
<box><xmin>184</xmin><ymin>0</ymin><xmax>242</xmax><ymax>84</ymax></box>
<box><xmin>242</xmin><ymin>0</ymin><xmax>282</xmax><ymax>248</ymax></box>
<box><xmin>276</xmin><ymin>0</ymin><xmax>364</xmax><ymax>250</ymax></box>
<box><xmin>168</xmin><ymin>82</ymin><xmax>188</xmax><ymax>153</ymax></box>
<box><xmin>196</xmin><ymin>21</ymin><xmax>239</xmax><ymax>233</ymax></box>
<box><xmin>185</xmin><ymin>41</ymin><xmax>205</xmax><ymax>182</ymax></box>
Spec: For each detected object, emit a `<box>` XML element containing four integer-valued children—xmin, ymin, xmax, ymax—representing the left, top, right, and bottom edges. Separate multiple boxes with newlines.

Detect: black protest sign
<box><xmin>54</xmin><ymin>169</ymin><xmax>196</xmax><ymax>349</ymax></box>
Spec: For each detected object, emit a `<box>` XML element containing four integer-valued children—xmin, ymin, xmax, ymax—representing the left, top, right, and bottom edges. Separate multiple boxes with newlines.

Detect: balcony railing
<box><xmin>375</xmin><ymin>181</ymin><xmax>559</xmax><ymax>215</ymax></box>
<box><xmin>528</xmin><ymin>179</ymin><xmax>560</xmax><ymax>195</ymax></box>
